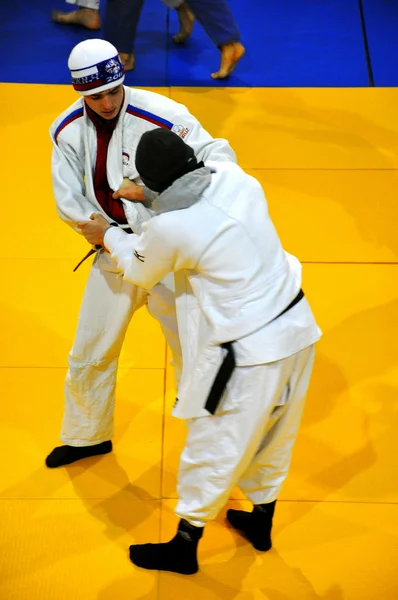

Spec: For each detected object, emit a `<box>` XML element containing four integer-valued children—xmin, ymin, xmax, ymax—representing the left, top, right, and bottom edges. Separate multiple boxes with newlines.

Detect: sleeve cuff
<box><xmin>103</xmin><ymin>226</ymin><xmax>128</xmax><ymax>253</ymax></box>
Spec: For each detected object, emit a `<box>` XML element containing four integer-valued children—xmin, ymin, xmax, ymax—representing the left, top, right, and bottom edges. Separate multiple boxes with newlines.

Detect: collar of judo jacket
<box><xmin>150</xmin><ymin>166</ymin><xmax>213</xmax><ymax>215</ymax></box>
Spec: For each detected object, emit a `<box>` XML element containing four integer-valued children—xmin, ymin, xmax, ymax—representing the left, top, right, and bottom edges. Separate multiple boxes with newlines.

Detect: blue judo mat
<box><xmin>0</xmin><ymin>0</ymin><xmax>396</xmax><ymax>86</ymax></box>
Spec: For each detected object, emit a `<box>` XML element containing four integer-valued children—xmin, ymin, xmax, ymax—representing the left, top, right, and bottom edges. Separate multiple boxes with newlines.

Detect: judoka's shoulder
<box><xmin>50</xmin><ymin>98</ymin><xmax>85</xmax><ymax>143</ymax></box>
<box><xmin>207</xmin><ymin>160</ymin><xmax>261</xmax><ymax>186</ymax></box>
<box><xmin>206</xmin><ymin>160</ymin><xmax>241</xmax><ymax>174</ymax></box>
<box><xmin>143</xmin><ymin>210</ymin><xmax>180</xmax><ymax>231</ymax></box>
<box><xmin>142</xmin><ymin>210</ymin><xmax>187</xmax><ymax>242</ymax></box>
<box><xmin>126</xmin><ymin>87</ymin><xmax>186</xmax><ymax>116</ymax></box>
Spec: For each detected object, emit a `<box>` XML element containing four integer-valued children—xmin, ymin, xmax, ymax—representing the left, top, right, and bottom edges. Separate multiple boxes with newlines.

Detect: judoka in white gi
<box><xmin>47</xmin><ymin>38</ymin><xmax>236</xmax><ymax>468</ymax></box>
<box><xmin>83</xmin><ymin>128</ymin><xmax>322</xmax><ymax>574</ymax></box>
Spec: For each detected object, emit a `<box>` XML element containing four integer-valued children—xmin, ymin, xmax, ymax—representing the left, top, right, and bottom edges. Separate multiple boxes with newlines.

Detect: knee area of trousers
<box><xmin>67</xmin><ymin>355</ymin><xmax>118</xmax><ymax>373</ymax></box>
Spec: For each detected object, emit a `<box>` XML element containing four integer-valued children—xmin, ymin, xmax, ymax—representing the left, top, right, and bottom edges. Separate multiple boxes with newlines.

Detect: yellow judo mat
<box><xmin>0</xmin><ymin>83</ymin><xmax>398</xmax><ymax>599</ymax></box>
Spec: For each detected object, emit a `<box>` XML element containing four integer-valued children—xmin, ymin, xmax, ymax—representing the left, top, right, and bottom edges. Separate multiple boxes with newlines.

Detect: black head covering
<box><xmin>136</xmin><ymin>128</ymin><xmax>198</xmax><ymax>193</ymax></box>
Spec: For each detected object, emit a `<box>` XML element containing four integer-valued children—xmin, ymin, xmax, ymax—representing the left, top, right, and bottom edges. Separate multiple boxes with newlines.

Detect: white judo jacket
<box><xmin>104</xmin><ymin>161</ymin><xmax>322</xmax><ymax>419</ymax></box>
<box><xmin>50</xmin><ymin>86</ymin><xmax>236</xmax><ymax>234</ymax></box>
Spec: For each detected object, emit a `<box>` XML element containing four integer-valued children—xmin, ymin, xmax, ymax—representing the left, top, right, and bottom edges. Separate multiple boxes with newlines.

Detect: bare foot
<box><xmin>173</xmin><ymin>2</ymin><xmax>195</xmax><ymax>44</ymax></box>
<box><xmin>211</xmin><ymin>41</ymin><xmax>245</xmax><ymax>80</ymax></box>
<box><xmin>51</xmin><ymin>7</ymin><xmax>101</xmax><ymax>30</ymax></box>
<box><xmin>119</xmin><ymin>53</ymin><xmax>135</xmax><ymax>72</ymax></box>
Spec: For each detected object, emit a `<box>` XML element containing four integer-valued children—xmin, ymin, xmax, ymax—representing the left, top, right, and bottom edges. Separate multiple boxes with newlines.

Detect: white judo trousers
<box><xmin>61</xmin><ymin>251</ymin><xmax>181</xmax><ymax>446</ymax></box>
<box><xmin>67</xmin><ymin>0</ymin><xmax>182</xmax><ymax>10</ymax></box>
<box><xmin>175</xmin><ymin>344</ymin><xmax>315</xmax><ymax>527</ymax></box>
<box><xmin>66</xmin><ymin>0</ymin><xmax>99</xmax><ymax>9</ymax></box>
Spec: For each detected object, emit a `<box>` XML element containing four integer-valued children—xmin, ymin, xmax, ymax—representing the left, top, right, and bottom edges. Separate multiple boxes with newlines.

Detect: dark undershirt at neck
<box><xmin>85</xmin><ymin>101</ymin><xmax>127</xmax><ymax>224</ymax></box>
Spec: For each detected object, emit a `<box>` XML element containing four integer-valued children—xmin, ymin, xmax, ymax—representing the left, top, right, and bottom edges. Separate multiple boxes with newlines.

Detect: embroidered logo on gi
<box><xmin>122</xmin><ymin>152</ymin><xmax>130</xmax><ymax>166</ymax></box>
<box><xmin>134</xmin><ymin>250</ymin><xmax>145</xmax><ymax>262</ymax></box>
<box><xmin>172</xmin><ymin>124</ymin><xmax>184</xmax><ymax>135</ymax></box>
<box><xmin>105</xmin><ymin>58</ymin><xmax>120</xmax><ymax>75</ymax></box>
<box><xmin>172</xmin><ymin>124</ymin><xmax>190</xmax><ymax>140</ymax></box>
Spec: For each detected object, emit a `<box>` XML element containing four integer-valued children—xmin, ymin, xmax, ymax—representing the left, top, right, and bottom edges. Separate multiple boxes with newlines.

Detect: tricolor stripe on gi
<box><xmin>126</xmin><ymin>105</ymin><xmax>173</xmax><ymax>129</ymax></box>
<box><xmin>54</xmin><ymin>108</ymin><xmax>84</xmax><ymax>143</ymax></box>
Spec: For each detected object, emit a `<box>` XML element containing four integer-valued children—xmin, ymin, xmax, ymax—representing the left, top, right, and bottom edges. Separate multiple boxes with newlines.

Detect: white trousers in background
<box><xmin>61</xmin><ymin>251</ymin><xmax>181</xmax><ymax>446</ymax></box>
<box><xmin>66</xmin><ymin>0</ymin><xmax>182</xmax><ymax>10</ymax></box>
<box><xmin>176</xmin><ymin>344</ymin><xmax>315</xmax><ymax>527</ymax></box>
<box><xmin>66</xmin><ymin>0</ymin><xmax>100</xmax><ymax>9</ymax></box>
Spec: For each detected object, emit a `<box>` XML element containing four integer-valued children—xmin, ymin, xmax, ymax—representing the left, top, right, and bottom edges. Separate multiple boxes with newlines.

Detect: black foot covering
<box><xmin>45</xmin><ymin>440</ymin><xmax>112</xmax><ymax>468</ymax></box>
<box><xmin>129</xmin><ymin>519</ymin><xmax>203</xmax><ymax>575</ymax></box>
<box><xmin>227</xmin><ymin>500</ymin><xmax>276</xmax><ymax>551</ymax></box>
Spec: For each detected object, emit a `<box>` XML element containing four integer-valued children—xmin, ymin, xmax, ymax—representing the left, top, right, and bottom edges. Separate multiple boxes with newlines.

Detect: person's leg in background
<box><xmin>103</xmin><ymin>0</ymin><xmax>145</xmax><ymax>71</ymax></box>
<box><xmin>162</xmin><ymin>0</ymin><xmax>195</xmax><ymax>44</ymax></box>
<box><xmin>182</xmin><ymin>0</ymin><xmax>245</xmax><ymax>79</ymax></box>
<box><xmin>52</xmin><ymin>0</ymin><xmax>101</xmax><ymax>30</ymax></box>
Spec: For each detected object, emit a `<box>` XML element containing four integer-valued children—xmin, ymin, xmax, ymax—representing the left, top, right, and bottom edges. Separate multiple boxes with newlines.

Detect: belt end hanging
<box><xmin>73</xmin><ymin>246</ymin><xmax>100</xmax><ymax>272</ymax></box>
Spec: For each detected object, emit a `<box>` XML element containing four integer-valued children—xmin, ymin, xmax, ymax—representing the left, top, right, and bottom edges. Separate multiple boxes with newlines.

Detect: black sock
<box><xmin>129</xmin><ymin>519</ymin><xmax>203</xmax><ymax>575</ymax></box>
<box><xmin>227</xmin><ymin>500</ymin><xmax>276</xmax><ymax>551</ymax></box>
<box><xmin>45</xmin><ymin>440</ymin><xmax>112</xmax><ymax>468</ymax></box>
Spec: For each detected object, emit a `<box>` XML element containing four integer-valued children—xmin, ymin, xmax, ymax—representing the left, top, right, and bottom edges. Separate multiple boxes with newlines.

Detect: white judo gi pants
<box><xmin>176</xmin><ymin>344</ymin><xmax>315</xmax><ymax>527</ymax></box>
<box><xmin>66</xmin><ymin>0</ymin><xmax>99</xmax><ymax>9</ymax></box>
<box><xmin>61</xmin><ymin>251</ymin><xmax>181</xmax><ymax>446</ymax></box>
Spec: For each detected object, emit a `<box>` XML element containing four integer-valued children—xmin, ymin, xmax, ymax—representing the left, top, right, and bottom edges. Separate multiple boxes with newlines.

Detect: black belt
<box><xmin>273</xmin><ymin>288</ymin><xmax>304</xmax><ymax>320</ymax></box>
<box><xmin>204</xmin><ymin>342</ymin><xmax>236</xmax><ymax>415</ymax></box>
<box><xmin>73</xmin><ymin>225</ymin><xmax>134</xmax><ymax>272</ymax></box>
<box><xmin>203</xmin><ymin>288</ymin><xmax>305</xmax><ymax>415</ymax></box>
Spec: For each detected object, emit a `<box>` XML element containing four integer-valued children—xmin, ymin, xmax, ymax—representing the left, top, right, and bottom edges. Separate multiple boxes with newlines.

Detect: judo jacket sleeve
<box><xmin>103</xmin><ymin>217</ymin><xmax>182</xmax><ymax>290</ymax></box>
<box><xmin>51</xmin><ymin>135</ymin><xmax>98</xmax><ymax>234</ymax></box>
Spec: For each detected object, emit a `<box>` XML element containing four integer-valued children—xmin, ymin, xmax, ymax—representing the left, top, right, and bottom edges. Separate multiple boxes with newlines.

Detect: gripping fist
<box><xmin>78</xmin><ymin>213</ymin><xmax>109</xmax><ymax>245</ymax></box>
<box><xmin>113</xmin><ymin>178</ymin><xmax>145</xmax><ymax>202</ymax></box>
